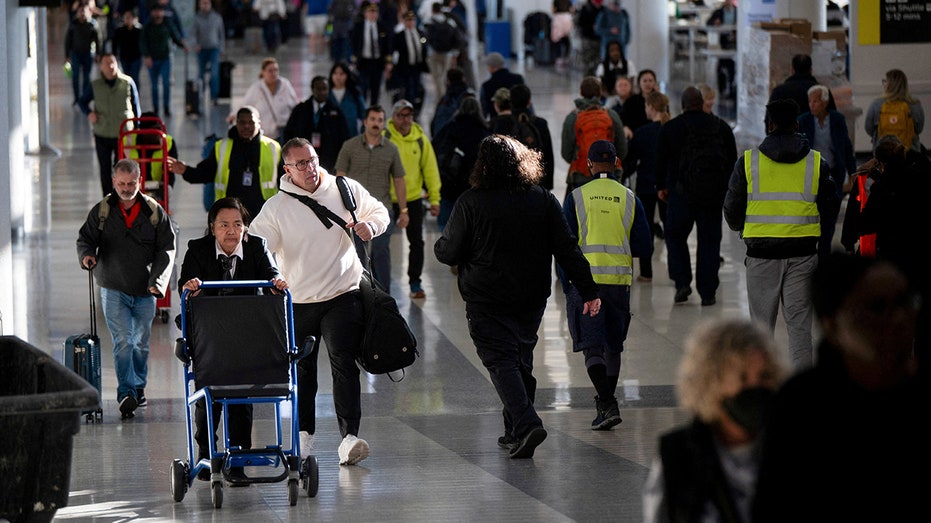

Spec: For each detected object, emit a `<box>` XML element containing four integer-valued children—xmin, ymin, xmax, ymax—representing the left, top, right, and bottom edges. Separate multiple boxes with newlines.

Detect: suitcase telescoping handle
<box><xmin>88</xmin><ymin>268</ymin><xmax>97</xmax><ymax>338</ymax></box>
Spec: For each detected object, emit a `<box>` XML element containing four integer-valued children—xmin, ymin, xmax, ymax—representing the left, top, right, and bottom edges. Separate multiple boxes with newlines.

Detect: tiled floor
<box><xmin>10</xmin><ymin>11</ymin><xmax>809</xmax><ymax>523</ymax></box>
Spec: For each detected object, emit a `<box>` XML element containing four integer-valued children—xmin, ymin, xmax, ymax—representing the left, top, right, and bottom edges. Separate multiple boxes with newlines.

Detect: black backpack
<box><xmin>426</xmin><ymin>18</ymin><xmax>459</xmax><ymax>53</ymax></box>
<box><xmin>677</xmin><ymin>117</ymin><xmax>731</xmax><ymax>206</ymax></box>
<box><xmin>508</xmin><ymin>112</ymin><xmax>544</xmax><ymax>153</ymax></box>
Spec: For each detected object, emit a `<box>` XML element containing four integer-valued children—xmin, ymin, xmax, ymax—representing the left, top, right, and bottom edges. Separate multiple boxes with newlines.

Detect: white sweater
<box><xmin>249</xmin><ymin>170</ymin><xmax>390</xmax><ymax>303</ymax></box>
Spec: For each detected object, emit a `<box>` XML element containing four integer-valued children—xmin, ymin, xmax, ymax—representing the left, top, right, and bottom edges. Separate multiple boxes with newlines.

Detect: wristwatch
<box><xmin>400</xmin><ymin>208</ymin><xmax>409</xmax><ymax>214</ymax></box>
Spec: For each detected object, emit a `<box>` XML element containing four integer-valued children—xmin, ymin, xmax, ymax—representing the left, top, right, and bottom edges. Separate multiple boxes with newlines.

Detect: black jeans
<box><xmin>466</xmin><ymin>307</ymin><xmax>546</xmax><ymax>441</ymax></box>
<box><xmin>394</xmin><ymin>200</ymin><xmax>425</xmax><ymax>289</ymax></box>
<box><xmin>194</xmin><ymin>400</ymin><xmax>253</xmax><ymax>459</ymax></box>
<box><xmin>94</xmin><ymin>135</ymin><xmax>120</xmax><ymax>197</ymax></box>
<box><xmin>293</xmin><ymin>291</ymin><xmax>365</xmax><ymax>438</ymax></box>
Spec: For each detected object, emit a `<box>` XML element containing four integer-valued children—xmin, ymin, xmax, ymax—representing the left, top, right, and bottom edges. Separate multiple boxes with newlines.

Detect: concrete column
<box><xmin>777</xmin><ymin>0</ymin><xmax>827</xmax><ymax>32</ymax></box>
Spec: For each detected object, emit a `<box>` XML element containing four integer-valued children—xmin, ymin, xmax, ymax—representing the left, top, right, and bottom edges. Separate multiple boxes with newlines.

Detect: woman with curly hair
<box><xmin>434</xmin><ymin>135</ymin><xmax>601</xmax><ymax>460</ymax></box>
<box><xmin>643</xmin><ymin>318</ymin><xmax>786</xmax><ymax>523</ymax></box>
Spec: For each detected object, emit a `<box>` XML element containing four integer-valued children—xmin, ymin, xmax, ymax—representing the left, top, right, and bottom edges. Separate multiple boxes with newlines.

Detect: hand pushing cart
<box><xmin>118</xmin><ymin>115</ymin><xmax>175</xmax><ymax>323</ymax></box>
<box><xmin>169</xmin><ymin>281</ymin><xmax>318</xmax><ymax>508</ymax></box>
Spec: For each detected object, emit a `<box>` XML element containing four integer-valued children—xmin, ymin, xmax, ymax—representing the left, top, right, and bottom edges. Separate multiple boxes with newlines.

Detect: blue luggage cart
<box><xmin>169</xmin><ymin>280</ymin><xmax>318</xmax><ymax>508</ymax></box>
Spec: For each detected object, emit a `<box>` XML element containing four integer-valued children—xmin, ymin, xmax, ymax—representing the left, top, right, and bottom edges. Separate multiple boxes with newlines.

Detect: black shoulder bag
<box><xmin>280</xmin><ymin>179</ymin><xmax>418</xmax><ymax>380</ymax></box>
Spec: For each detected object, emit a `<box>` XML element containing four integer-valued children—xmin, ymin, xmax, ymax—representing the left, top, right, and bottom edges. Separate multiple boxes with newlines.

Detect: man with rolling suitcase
<box><xmin>76</xmin><ymin>158</ymin><xmax>176</xmax><ymax>419</ymax></box>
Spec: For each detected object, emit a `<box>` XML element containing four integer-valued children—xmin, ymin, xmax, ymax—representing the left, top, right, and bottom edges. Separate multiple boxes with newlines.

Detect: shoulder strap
<box><xmin>97</xmin><ymin>195</ymin><xmax>160</xmax><ymax>230</ymax></box>
<box><xmin>279</xmin><ymin>189</ymin><xmax>350</xmax><ymax>234</ymax></box>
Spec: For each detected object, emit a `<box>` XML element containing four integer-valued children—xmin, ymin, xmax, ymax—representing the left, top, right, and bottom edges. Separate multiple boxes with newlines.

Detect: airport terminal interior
<box><xmin>4</xmin><ymin>2</ymin><xmax>862</xmax><ymax>522</ymax></box>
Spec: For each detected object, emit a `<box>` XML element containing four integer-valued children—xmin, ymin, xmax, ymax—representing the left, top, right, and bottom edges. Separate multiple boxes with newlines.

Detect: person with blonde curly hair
<box><xmin>643</xmin><ymin>318</ymin><xmax>786</xmax><ymax>523</ymax></box>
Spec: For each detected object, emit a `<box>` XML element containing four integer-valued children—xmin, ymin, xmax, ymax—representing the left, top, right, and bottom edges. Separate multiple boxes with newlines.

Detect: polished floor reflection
<box><xmin>12</xmin><ymin>11</ymin><xmax>802</xmax><ymax>523</ymax></box>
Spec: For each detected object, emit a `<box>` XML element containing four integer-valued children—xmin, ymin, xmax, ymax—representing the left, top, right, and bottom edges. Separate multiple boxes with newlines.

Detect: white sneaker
<box><xmin>337</xmin><ymin>434</ymin><xmax>369</xmax><ymax>466</ymax></box>
<box><xmin>299</xmin><ymin>431</ymin><xmax>314</xmax><ymax>457</ymax></box>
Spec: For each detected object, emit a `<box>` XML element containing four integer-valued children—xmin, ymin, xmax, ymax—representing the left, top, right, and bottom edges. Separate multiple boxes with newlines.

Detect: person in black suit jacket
<box><xmin>391</xmin><ymin>10</ymin><xmax>429</xmax><ymax>116</ymax></box>
<box><xmin>177</xmin><ymin>197</ymin><xmax>287</xmax><ymax>481</ymax></box>
<box><xmin>282</xmin><ymin>76</ymin><xmax>351</xmax><ymax>173</ymax></box>
<box><xmin>350</xmin><ymin>1</ymin><xmax>393</xmax><ymax>106</ymax></box>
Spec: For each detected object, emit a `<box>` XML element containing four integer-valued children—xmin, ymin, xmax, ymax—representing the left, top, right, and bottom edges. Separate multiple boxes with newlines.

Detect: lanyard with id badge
<box><xmin>242</xmin><ymin>167</ymin><xmax>254</xmax><ymax>187</ymax></box>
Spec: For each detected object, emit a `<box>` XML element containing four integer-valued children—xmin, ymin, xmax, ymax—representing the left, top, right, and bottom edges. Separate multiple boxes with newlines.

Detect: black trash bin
<box><xmin>0</xmin><ymin>336</ymin><xmax>100</xmax><ymax>523</ymax></box>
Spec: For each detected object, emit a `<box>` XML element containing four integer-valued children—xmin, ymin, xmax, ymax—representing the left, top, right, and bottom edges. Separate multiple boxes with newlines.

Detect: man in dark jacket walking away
<box><xmin>656</xmin><ymin>86</ymin><xmax>737</xmax><ymax>306</ymax></box>
<box><xmin>724</xmin><ymin>99</ymin><xmax>839</xmax><ymax>370</ymax></box>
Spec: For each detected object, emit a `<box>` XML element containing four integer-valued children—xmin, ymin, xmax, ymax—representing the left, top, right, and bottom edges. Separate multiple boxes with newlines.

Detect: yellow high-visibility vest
<box><xmin>571</xmin><ymin>175</ymin><xmax>635</xmax><ymax>285</ymax></box>
<box><xmin>742</xmin><ymin>149</ymin><xmax>821</xmax><ymax>239</ymax></box>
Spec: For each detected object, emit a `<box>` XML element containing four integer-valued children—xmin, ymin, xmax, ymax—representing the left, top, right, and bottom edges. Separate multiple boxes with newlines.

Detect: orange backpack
<box><xmin>570</xmin><ymin>106</ymin><xmax>614</xmax><ymax>177</ymax></box>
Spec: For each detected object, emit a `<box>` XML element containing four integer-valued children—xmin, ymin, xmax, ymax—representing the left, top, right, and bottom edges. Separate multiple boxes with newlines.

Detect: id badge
<box><xmin>311</xmin><ymin>132</ymin><xmax>322</xmax><ymax>149</ymax></box>
<box><xmin>242</xmin><ymin>168</ymin><xmax>254</xmax><ymax>187</ymax></box>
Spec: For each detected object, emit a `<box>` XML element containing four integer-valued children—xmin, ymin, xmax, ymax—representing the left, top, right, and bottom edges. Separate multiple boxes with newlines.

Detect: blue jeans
<box><xmin>147</xmin><ymin>58</ymin><xmax>172</xmax><ymax>114</ymax></box>
<box><xmin>100</xmin><ymin>287</ymin><xmax>155</xmax><ymax>401</ymax></box>
<box><xmin>120</xmin><ymin>58</ymin><xmax>142</xmax><ymax>93</ymax></box>
<box><xmin>197</xmin><ymin>48</ymin><xmax>221</xmax><ymax>100</ymax></box>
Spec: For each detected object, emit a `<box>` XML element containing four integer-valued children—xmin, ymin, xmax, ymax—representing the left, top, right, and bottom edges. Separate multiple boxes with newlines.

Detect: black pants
<box><xmin>293</xmin><ymin>291</ymin><xmax>365</xmax><ymax>438</ymax></box>
<box><xmin>394</xmin><ymin>201</ymin><xmax>425</xmax><ymax>289</ymax></box>
<box><xmin>194</xmin><ymin>400</ymin><xmax>253</xmax><ymax>459</ymax></box>
<box><xmin>94</xmin><ymin>135</ymin><xmax>120</xmax><ymax>197</ymax></box>
<box><xmin>467</xmin><ymin>307</ymin><xmax>546</xmax><ymax>441</ymax></box>
<box><xmin>357</xmin><ymin>58</ymin><xmax>384</xmax><ymax>106</ymax></box>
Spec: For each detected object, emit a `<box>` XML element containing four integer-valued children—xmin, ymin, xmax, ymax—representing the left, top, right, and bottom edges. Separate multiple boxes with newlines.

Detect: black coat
<box><xmin>479</xmin><ymin>69</ymin><xmax>525</xmax><ymax>120</ymax></box>
<box><xmin>177</xmin><ymin>234</ymin><xmax>280</xmax><ymax>296</ymax></box>
<box><xmin>282</xmin><ymin>98</ymin><xmax>351</xmax><ymax>172</ymax></box>
<box><xmin>350</xmin><ymin>18</ymin><xmax>392</xmax><ymax>64</ymax></box>
<box><xmin>769</xmin><ymin>73</ymin><xmax>837</xmax><ymax>115</ymax></box>
<box><xmin>434</xmin><ymin>184</ymin><xmax>597</xmax><ymax>313</ymax></box>
<box><xmin>391</xmin><ymin>28</ymin><xmax>429</xmax><ymax>74</ymax></box>
<box><xmin>491</xmin><ymin>111</ymin><xmax>556</xmax><ymax>190</ymax></box>
<box><xmin>433</xmin><ymin>115</ymin><xmax>491</xmax><ymax>202</ymax></box>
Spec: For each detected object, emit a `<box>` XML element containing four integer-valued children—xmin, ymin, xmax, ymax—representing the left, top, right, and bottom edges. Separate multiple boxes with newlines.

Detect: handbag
<box><xmin>280</xmin><ymin>178</ymin><xmax>418</xmax><ymax>379</ymax></box>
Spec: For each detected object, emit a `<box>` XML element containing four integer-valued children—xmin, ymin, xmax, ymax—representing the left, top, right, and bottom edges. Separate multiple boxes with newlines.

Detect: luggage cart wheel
<box><xmin>301</xmin><ymin>456</ymin><xmax>319</xmax><ymax>497</ymax></box>
<box><xmin>169</xmin><ymin>459</ymin><xmax>188</xmax><ymax>502</ymax></box>
<box><xmin>288</xmin><ymin>479</ymin><xmax>299</xmax><ymax>506</ymax></box>
<box><xmin>211</xmin><ymin>481</ymin><xmax>223</xmax><ymax>508</ymax></box>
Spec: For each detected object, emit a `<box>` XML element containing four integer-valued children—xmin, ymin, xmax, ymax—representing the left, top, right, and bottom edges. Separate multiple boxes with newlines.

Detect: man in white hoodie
<box><xmin>249</xmin><ymin>137</ymin><xmax>390</xmax><ymax>466</ymax></box>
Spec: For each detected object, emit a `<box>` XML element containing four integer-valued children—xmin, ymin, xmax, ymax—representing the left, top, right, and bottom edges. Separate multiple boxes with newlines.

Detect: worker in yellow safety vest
<box><xmin>167</xmin><ymin>105</ymin><xmax>283</xmax><ymax>219</ymax></box>
<box><xmin>559</xmin><ymin>139</ymin><xmax>652</xmax><ymax>431</ymax></box>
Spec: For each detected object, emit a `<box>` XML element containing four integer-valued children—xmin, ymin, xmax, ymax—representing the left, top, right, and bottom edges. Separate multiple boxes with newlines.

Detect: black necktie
<box><xmin>219</xmin><ymin>254</ymin><xmax>234</xmax><ymax>280</ymax></box>
<box><xmin>370</xmin><ymin>24</ymin><xmax>378</xmax><ymax>59</ymax></box>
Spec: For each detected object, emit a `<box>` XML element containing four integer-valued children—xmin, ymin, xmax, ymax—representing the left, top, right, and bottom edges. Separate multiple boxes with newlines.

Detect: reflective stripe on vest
<box><xmin>572</xmin><ymin>175</ymin><xmax>635</xmax><ymax>285</ymax></box>
<box><xmin>125</xmin><ymin>134</ymin><xmax>173</xmax><ymax>181</ymax></box>
<box><xmin>214</xmin><ymin>136</ymin><xmax>281</xmax><ymax>201</ymax></box>
<box><xmin>742</xmin><ymin>149</ymin><xmax>821</xmax><ymax>239</ymax></box>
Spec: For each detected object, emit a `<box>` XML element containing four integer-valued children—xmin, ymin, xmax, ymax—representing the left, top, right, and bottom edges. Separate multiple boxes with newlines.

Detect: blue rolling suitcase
<box><xmin>63</xmin><ymin>270</ymin><xmax>103</xmax><ymax>423</ymax></box>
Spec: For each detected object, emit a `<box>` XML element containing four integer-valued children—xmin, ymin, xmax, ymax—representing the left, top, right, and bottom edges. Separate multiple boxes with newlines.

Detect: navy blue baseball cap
<box><xmin>588</xmin><ymin>140</ymin><xmax>616</xmax><ymax>162</ymax></box>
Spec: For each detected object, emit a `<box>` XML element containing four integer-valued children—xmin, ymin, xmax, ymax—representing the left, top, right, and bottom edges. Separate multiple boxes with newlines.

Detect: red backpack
<box><xmin>570</xmin><ymin>106</ymin><xmax>614</xmax><ymax>178</ymax></box>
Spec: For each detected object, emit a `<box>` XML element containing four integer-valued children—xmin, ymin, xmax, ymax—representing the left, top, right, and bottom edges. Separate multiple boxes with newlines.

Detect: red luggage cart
<box><xmin>118</xmin><ymin>116</ymin><xmax>175</xmax><ymax>323</ymax></box>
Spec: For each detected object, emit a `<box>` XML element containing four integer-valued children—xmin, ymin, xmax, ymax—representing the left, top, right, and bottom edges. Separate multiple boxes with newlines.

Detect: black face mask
<box><xmin>721</xmin><ymin>387</ymin><xmax>773</xmax><ymax>436</ymax></box>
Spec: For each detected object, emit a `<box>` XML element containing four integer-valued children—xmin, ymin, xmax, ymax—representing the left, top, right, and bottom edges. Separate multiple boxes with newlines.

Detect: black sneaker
<box><xmin>654</xmin><ymin>222</ymin><xmax>665</xmax><ymax>240</ymax></box>
<box><xmin>509</xmin><ymin>427</ymin><xmax>547</xmax><ymax>459</ymax></box>
<box><xmin>497</xmin><ymin>435</ymin><xmax>517</xmax><ymax>451</ymax></box>
<box><xmin>592</xmin><ymin>396</ymin><xmax>622</xmax><ymax>431</ymax></box>
<box><xmin>136</xmin><ymin>388</ymin><xmax>147</xmax><ymax>407</ymax></box>
<box><xmin>674</xmin><ymin>287</ymin><xmax>692</xmax><ymax>304</ymax></box>
<box><xmin>701</xmin><ymin>297</ymin><xmax>716</xmax><ymax>306</ymax></box>
<box><xmin>119</xmin><ymin>395</ymin><xmax>138</xmax><ymax>419</ymax></box>
<box><xmin>227</xmin><ymin>467</ymin><xmax>250</xmax><ymax>487</ymax></box>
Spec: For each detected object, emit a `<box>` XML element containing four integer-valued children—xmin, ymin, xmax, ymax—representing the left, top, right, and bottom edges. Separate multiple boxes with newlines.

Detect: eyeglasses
<box><xmin>285</xmin><ymin>157</ymin><xmax>319</xmax><ymax>170</ymax></box>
